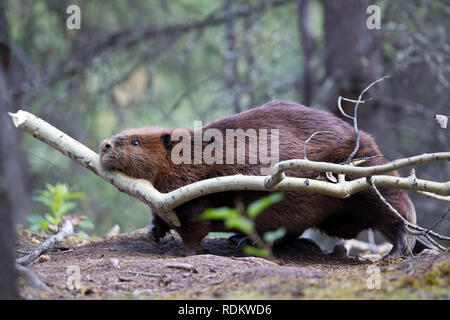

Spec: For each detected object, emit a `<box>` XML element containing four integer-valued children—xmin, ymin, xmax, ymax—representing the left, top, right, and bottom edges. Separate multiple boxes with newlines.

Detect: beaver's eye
<box><xmin>132</xmin><ymin>140</ymin><xmax>140</xmax><ymax>146</ymax></box>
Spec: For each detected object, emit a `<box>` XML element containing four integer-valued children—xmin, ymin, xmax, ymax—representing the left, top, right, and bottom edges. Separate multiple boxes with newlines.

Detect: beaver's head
<box><xmin>99</xmin><ymin>127</ymin><xmax>173</xmax><ymax>182</ymax></box>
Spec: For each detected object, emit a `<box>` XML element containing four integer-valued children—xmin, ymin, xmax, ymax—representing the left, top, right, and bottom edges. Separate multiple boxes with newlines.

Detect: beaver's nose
<box><xmin>100</xmin><ymin>139</ymin><xmax>112</xmax><ymax>153</ymax></box>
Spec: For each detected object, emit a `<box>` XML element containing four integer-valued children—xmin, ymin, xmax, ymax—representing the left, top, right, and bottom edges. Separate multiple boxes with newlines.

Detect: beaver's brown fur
<box><xmin>100</xmin><ymin>101</ymin><xmax>419</xmax><ymax>257</ymax></box>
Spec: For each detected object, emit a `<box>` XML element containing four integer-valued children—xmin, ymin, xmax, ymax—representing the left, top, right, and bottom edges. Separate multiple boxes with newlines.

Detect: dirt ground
<box><xmin>16</xmin><ymin>229</ymin><xmax>450</xmax><ymax>300</ymax></box>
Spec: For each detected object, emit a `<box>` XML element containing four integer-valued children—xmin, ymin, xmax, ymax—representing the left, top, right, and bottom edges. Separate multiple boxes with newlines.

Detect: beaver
<box><xmin>100</xmin><ymin>100</ymin><xmax>423</xmax><ymax>257</ymax></box>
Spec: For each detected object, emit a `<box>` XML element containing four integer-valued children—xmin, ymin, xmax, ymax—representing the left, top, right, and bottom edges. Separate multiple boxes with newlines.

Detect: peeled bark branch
<box><xmin>9</xmin><ymin>110</ymin><xmax>450</xmax><ymax>228</ymax></box>
<box><xmin>265</xmin><ymin>153</ymin><xmax>450</xmax><ymax>189</ymax></box>
<box><xmin>416</xmin><ymin>191</ymin><xmax>450</xmax><ymax>202</ymax></box>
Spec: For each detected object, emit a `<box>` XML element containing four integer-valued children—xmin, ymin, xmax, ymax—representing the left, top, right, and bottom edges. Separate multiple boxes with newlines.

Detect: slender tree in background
<box><xmin>321</xmin><ymin>0</ymin><xmax>383</xmax><ymax>130</ymax></box>
<box><xmin>0</xmin><ymin>0</ymin><xmax>18</xmax><ymax>299</ymax></box>
<box><xmin>224</xmin><ymin>0</ymin><xmax>242</xmax><ymax>113</ymax></box>
<box><xmin>297</xmin><ymin>0</ymin><xmax>316</xmax><ymax>106</ymax></box>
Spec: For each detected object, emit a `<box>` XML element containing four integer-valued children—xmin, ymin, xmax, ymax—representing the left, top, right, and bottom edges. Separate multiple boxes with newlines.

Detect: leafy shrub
<box><xmin>201</xmin><ymin>193</ymin><xmax>285</xmax><ymax>258</ymax></box>
<box><xmin>27</xmin><ymin>183</ymin><xmax>94</xmax><ymax>236</ymax></box>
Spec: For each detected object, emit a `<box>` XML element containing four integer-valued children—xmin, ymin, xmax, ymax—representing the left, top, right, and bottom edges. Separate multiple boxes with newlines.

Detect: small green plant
<box><xmin>27</xmin><ymin>183</ymin><xmax>94</xmax><ymax>236</ymax></box>
<box><xmin>201</xmin><ymin>193</ymin><xmax>285</xmax><ymax>259</ymax></box>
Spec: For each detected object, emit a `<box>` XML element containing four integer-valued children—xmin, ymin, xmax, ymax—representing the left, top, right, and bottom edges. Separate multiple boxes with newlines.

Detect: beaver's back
<box><xmin>204</xmin><ymin>100</ymin><xmax>357</xmax><ymax>163</ymax></box>
<box><xmin>163</xmin><ymin>100</ymin><xmax>383</xmax><ymax>187</ymax></box>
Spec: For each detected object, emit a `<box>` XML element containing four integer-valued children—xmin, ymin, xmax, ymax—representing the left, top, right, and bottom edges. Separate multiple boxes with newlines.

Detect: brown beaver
<box><xmin>100</xmin><ymin>100</ymin><xmax>423</xmax><ymax>257</ymax></box>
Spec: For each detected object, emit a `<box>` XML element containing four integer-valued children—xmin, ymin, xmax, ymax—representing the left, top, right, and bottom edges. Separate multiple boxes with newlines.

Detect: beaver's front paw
<box><xmin>227</xmin><ymin>234</ymin><xmax>255</xmax><ymax>247</ymax></box>
<box><xmin>146</xmin><ymin>216</ymin><xmax>170</xmax><ymax>245</ymax></box>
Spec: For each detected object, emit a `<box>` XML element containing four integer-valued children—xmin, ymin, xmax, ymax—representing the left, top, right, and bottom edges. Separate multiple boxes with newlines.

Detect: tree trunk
<box><xmin>0</xmin><ymin>0</ymin><xmax>29</xmax><ymax>299</ymax></box>
<box><xmin>321</xmin><ymin>0</ymin><xmax>383</xmax><ymax>133</ymax></box>
<box><xmin>224</xmin><ymin>0</ymin><xmax>242</xmax><ymax>113</ymax></box>
<box><xmin>0</xmin><ymin>0</ymin><xmax>31</xmax><ymax>223</ymax></box>
<box><xmin>297</xmin><ymin>0</ymin><xmax>316</xmax><ymax>106</ymax></box>
<box><xmin>319</xmin><ymin>0</ymin><xmax>386</xmax><ymax>246</ymax></box>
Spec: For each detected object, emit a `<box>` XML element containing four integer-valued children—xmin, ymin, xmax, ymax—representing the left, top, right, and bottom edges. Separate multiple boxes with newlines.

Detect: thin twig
<box><xmin>416</xmin><ymin>191</ymin><xmax>450</xmax><ymax>202</ymax></box>
<box><xmin>369</xmin><ymin>178</ymin><xmax>449</xmax><ymax>250</ymax></box>
<box><xmin>337</xmin><ymin>96</ymin><xmax>354</xmax><ymax>120</ymax></box>
<box><xmin>165</xmin><ymin>263</ymin><xmax>198</xmax><ymax>273</ymax></box>
<box><xmin>122</xmin><ymin>270</ymin><xmax>165</xmax><ymax>278</ymax></box>
<box><xmin>344</xmin><ymin>76</ymin><xmax>391</xmax><ymax>163</ymax></box>
<box><xmin>303</xmin><ymin>131</ymin><xmax>339</xmax><ymax>160</ymax></box>
<box><xmin>423</xmin><ymin>207</ymin><xmax>450</xmax><ymax>235</ymax></box>
<box><xmin>339</xmin><ymin>155</ymin><xmax>385</xmax><ymax>165</ymax></box>
<box><xmin>16</xmin><ymin>219</ymin><xmax>76</xmax><ymax>265</ymax></box>
<box><xmin>406</xmin><ymin>228</ymin><xmax>447</xmax><ymax>251</ymax></box>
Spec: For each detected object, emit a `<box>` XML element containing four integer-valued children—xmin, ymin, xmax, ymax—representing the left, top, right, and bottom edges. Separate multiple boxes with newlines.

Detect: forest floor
<box><xmin>16</xmin><ymin>229</ymin><xmax>450</xmax><ymax>300</ymax></box>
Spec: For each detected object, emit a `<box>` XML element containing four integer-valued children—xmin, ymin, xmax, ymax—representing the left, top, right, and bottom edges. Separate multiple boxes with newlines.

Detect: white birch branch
<box><xmin>416</xmin><ymin>191</ymin><xmax>450</xmax><ymax>202</ymax></box>
<box><xmin>9</xmin><ymin>110</ymin><xmax>450</xmax><ymax>229</ymax></box>
<box><xmin>265</xmin><ymin>153</ymin><xmax>450</xmax><ymax>188</ymax></box>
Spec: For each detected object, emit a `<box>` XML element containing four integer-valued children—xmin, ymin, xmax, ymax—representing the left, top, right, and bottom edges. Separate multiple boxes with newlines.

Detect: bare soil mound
<box><xmin>16</xmin><ymin>230</ymin><xmax>450</xmax><ymax>299</ymax></box>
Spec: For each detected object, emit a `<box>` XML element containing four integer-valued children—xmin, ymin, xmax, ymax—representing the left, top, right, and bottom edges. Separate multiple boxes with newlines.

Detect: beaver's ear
<box><xmin>160</xmin><ymin>133</ymin><xmax>172</xmax><ymax>149</ymax></box>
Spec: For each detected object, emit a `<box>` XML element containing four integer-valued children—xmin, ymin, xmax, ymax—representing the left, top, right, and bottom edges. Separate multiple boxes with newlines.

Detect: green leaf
<box><xmin>201</xmin><ymin>207</ymin><xmax>239</xmax><ymax>220</ymax></box>
<box><xmin>51</xmin><ymin>198</ymin><xmax>61</xmax><ymax>216</ymax></box>
<box><xmin>76</xmin><ymin>230</ymin><xmax>90</xmax><ymax>238</ymax></box>
<box><xmin>225</xmin><ymin>216</ymin><xmax>254</xmax><ymax>234</ymax></box>
<box><xmin>44</xmin><ymin>213</ymin><xmax>60</xmax><ymax>226</ymax></box>
<box><xmin>32</xmin><ymin>195</ymin><xmax>53</xmax><ymax>208</ymax></box>
<box><xmin>27</xmin><ymin>214</ymin><xmax>45</xmax><ymax>225</ymax></box>
<box><xmin>27</xmin><ymin>214</ymin><xmax>50</xmax><ymax>232</ymax></box>
<box><xmin>247</xmin><ymin>193</ymin><xmax>283</xmax><ymax>218</ymax></box>
<box><xmin>44</xmin><ymin>183</ymin><xmax>54</xmax><ymax>193</ymax></box>
<box><xmin>79</xmin><ymin>219</ymin><xmax>95</xmax><ymax>230</ymax></box>
<box><xmin>243</xmin><ymin>246</ymin><xmax>270</xmax><ymax>258</ymax></box>
<box><xmin>66</xmin><ymin>192</ymin><xmax>85</xmax><ymax>200</ymax></box>
<box><xmin>39</xmin><ymin>220</ymin><xmax>51</xmax><ymax>231</ymax></box>
<box><xmin>208</xmin><ymin>232</ymin><xmax>234</xmax><ymax>238</ymax></box>
<box><xmin>29</xmin><ymin>224</ymin><xmax>41</xmax><ymax>232</ymax></box>
<box><xmin>56</xmin><ymin>201</ymin><xmax>77</xmax><ymax>216</ymax></box>
<box><xmin>263</xmin><ymin>228</ymin><xmax>286</xmax><ymax>243</ymax></box>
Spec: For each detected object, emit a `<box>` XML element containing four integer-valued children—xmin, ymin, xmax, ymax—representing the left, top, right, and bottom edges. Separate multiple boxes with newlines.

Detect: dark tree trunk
<box><xmin>224</xmin><ymin>0</ymin><xmax>241</xmax><ymax>113</ymax></box>
<box><xmin>321</xmin><ymin>0</ymin><xmax>383</xmax><ymax>133</ymax></box>
<box><xmin>0</xmin><ymin>0</ymin><xmax>35</xmax><ymax>299</ymax></box>
<box><xmin>320</xmin><ymin>0</ymin><xmax>407</xmax><ymax>245</ymax></box>
<box><xmin>297</xmin><ymin>0</ymin><xmax>316</xmax><ymax>106</ymax></box>
<box><xmin>0</xmin><ymin>0</ymin><xmax>31</xmax><ymax>223</ymax></box>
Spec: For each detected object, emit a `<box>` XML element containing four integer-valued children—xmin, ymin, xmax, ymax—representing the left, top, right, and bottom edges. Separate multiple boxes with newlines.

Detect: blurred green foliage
<box><xmin>201</xmin><ymin>193</ymin><xmax>285</xmax><ymax>258</ymax></box>
<box><xmin>27</xmin><ymin>183</ymin><xmax>94</xmax><ymax>237</ymax></box>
